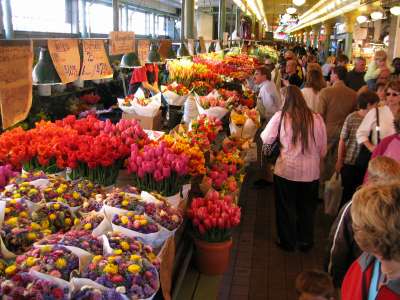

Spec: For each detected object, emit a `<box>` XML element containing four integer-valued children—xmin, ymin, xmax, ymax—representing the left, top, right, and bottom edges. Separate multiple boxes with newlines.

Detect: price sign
<box><xmin>48</xmin><ymin>39</ymin><xmax>80</xmax><ymax>83</ymax></box>
<box><xmin>159</xmin><ymin>39</ymin><xmax>172</xmax><ymax>60</ymax></box>
<box><xmin>187</xmin><ymin>39</ymin><xmax>195</xmax><ymax>56</ymax></box>
<box><xmin>80</xmin><ymin>40</ymin><xmax>113</xmax><ymax>81</ymax></box>
<box><xmin>137</xmin><ymin>39</ymin><xmax>150</xmax><ymax>66</ymax></box>
<box><xmin>0</xmin><ymin>40</ymin><xmax>33</xmax><ymax>129</ymax></box>
<box><xmin>109</xmin><ymin>31</ymin><xmax>135</xmax><ymax>55</ymax></box>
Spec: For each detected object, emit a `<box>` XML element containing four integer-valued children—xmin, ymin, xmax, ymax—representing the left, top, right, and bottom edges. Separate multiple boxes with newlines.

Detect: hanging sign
<box><xmin>80</xmin><ymin>40</ymin><xmax>113</xmax><ymax>81</ymax></box>
<box><xmin>159</xmin><ymin>39</ymin><xmax>172</xmax><ymax>60</ymax></box>
<box><xmin>109</xmin><ymin>31</ymin><xmax>135</xmax><ymax>55</ymax></box>
<box><xmin>137</xmin><ymin>39</ymin><xmax>150</xmax><ymax>65</ymax></box>
<box><xmin>48</xmin><ymin>39</ymin><xmax>80</xmax><ymax>83</ymax></box>
<box><xmin>0</xmin><ymin>40</ymin><xmax>33</xmax><ymax>129</ymax></box>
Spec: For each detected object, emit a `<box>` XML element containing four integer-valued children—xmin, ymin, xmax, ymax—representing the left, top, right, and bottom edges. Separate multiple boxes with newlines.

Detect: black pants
<box><xmin>340</xmin><ymin>163</ymin><xmax>364</xmax><ymax>208</ymax></box>
<box><xmin>273</xmin><ymin>175</ymin><xmax>319</xmax><ymax>248</ymax></box>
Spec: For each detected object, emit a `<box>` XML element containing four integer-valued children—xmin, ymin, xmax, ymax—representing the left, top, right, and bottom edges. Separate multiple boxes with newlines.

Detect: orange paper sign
<box><xmin>0</xmin><ymin>40</ymin><xmax>33</xmax><ymax>129</ymax></box>
<box><xmin>137</xmin><ymin>40</ymin><xmax>150</xmax><ymax>66</ymax></box>
<box><xmin>48</xmin><ymin>39</ymin><xmax>80</xmax><ymax>83</ymax></box>
<box><xmin>80</xmin><ymin>40</ymin><xmax>113</xmax><ymax>81</ymax></box>
<box><xmin>159</xmin><ymin>39</ymin><xmax>172</xmax><ymax>60</ymax></box>
<box><xmin>109</xmin><ymin>31</ymin><xmax>135</xmax><ymax>55</ymax></box>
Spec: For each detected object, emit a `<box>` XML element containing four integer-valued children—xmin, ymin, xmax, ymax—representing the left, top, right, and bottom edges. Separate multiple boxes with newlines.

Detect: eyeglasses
<box><xmin>386</xmin><ymin>92</ymin><xmax>400</xmax><ymax>97</ymax></box>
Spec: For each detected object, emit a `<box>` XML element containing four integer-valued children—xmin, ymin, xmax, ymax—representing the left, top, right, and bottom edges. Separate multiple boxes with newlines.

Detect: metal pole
<box><xmin>235</xmin><ymin>5</ymin><xmax>240</xmax><ymax>38</ymax></box>
<box><xmin>184</xmin><ymin>0</ymin><xmax>194</xmax><ymax>39</ymax></box>
<box><xmin>218</xmin><ymin>0</ymin><xmax>226</xmax><ymax>42</ymax></box>
<box><xmin>180</xmin><ymin>0</ymin><xmax>185</xmax><ymax>41</ymax></box>
<box><xmin>113</xmin><ymin>0</ymin><xmax>119</xmax><ymax>31</ymax></box>
<box><xmin>125</xmin><ymin>3</ymin><xmax>128</xmax><ymax>30</ymax></box>
<box><xmin>72</xmin><ymin>0</ymin><xmax>79</xmax><ymax>34</ymax></box>
<box><xmin>1</xmin><ymin>0</ymin><xmax>14</xmax><ymax>39</ymax></box>
<box><xmin>80</xmin><ymin>0</ymin><xmax>87</xmax><ymax>37</ymax></box>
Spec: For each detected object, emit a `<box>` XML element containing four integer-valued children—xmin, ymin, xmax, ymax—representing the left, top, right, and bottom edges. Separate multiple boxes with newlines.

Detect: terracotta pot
<box><xmin>194</xmin><ymin>238</ymin><xmax>233</xmax><ymax>275</ymax></box>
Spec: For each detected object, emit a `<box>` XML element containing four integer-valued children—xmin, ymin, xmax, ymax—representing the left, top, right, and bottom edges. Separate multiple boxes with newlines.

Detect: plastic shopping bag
<box><xmin>324</xmin><ymin>172</ymin><xmax>343</xmax><ymax>216</ymax></box>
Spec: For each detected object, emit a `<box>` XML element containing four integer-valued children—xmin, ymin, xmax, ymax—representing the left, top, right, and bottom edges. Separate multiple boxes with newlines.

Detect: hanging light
<box><xmin>390</xmin><ymin>6</ymin><xmax>400</xmax><ymax>15</ymax></box>
<box><xmin>356</xmin><ymin>15</ymin><xmax>368</xmax><ymax>23</ymax></box>
<box><xmin>286</xmin><ymin>7</ymin><xmax>297</xmax><ymax>14</ymax></box>
<box><xmin>293</xmin><ymin>0</ymin><xmax>305</xmax><ymax>7</ymax></box>
<box><xmin>370</xmin><ymin>10</ymin><xmax>384</xmax><ymax>20</ymax></box>
<box><xmin>281</xmin><ymin>13</ymin><xmax>291</xmax><ymax>22</ymax></box>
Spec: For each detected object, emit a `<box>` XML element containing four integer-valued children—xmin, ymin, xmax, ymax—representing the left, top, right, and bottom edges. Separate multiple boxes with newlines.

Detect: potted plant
<box><xmin>187</xmin><ymin>190</ymin><xmax>241</xmax><ymax>275</ymax></box>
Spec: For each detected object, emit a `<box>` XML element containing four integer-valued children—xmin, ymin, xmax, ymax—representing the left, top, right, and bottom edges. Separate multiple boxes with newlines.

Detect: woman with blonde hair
<box><xmin>342</xmin><ymin>182</ymin><xmax>400</xmax><ymax>299</ymax></box>
<box><xmin>322</xmin><ymin>56</ymin><xmax>336</xmax><ymax>81</ymax></box>
<box><xmin>364</xmin><ymin>50</ymin><xmax>394</xmax><ymax>90</ymax></box>
<box><xmin>261</xmin><ymin>85</ymin><xmax>327</xmax><ymax>252</ymax></box>
<box><xmin>302</xmin><ymin>67</ymin><xmax>327</xmax><ymax>112</ymax></box>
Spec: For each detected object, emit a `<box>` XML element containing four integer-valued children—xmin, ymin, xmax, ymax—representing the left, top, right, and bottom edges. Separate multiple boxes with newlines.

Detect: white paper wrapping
<box><xmin>118</xmin><ymin>93</ymin><xmax>162</xmax><ymax>117</ymax></box>
<box><xmin>195</xmin><ymin>93</ymin><xmax>229</xmax><ymax>120</ymax></box>
<box><xmin>161</xmin><ymin>85</ymin><xmax>188</xmax><ymax>106</ymax></box>
<box><xmin>229</xmin><ymin>118</ymin><xmax>258</xmax><ymax>140</ymax></box>
<box><xmin>183</xmin><ymin>94</ymin><xmax>199</xmax><ymax>124</ymax></box>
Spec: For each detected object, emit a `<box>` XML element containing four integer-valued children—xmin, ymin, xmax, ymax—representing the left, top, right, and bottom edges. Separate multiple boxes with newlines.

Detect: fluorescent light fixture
<box><xmin>357</xmin><ymin>15</ymin><xmax>368</xmax><ymax>23</ymax></box>
<box><xmin>293</xmin><ymin>0</ymin><xmax>306</xmax><ymax>6</ymax></box>
<box><xmin>390</xmin><ymin>6</ymin><xmax>400</xmax><ymax>15</ymax></box>
<box><xmin>370</xmin><ymin>10</ymin><xmax>384</xmax><ymax>20</ymax></box>
<box><xmin>287</xmin><ymin>7</ymin><xmax>297</xmax><ymax>14</ymax></box>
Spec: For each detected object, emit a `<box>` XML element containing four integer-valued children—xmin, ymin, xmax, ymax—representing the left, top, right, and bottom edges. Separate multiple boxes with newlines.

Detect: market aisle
<box><xmin>218</xmin><ymin>166</ymin><xmax>333</xmax><ymax>300</ymax></box>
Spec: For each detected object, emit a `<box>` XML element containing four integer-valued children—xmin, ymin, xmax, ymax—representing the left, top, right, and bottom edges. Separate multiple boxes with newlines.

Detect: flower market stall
<box><xmin>0</xmin><ymin>46</ymin><xmax>275</xmax><ymax>299</ymax></box>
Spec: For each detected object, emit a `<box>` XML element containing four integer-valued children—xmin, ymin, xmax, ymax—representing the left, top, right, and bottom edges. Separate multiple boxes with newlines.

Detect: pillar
<box><xmin>218</xmin><ymin>0</ymin><xmax>226</xmax><ymax>42</ymax></box>
<box><xmin>323</xmin><ymin>21</ymin><xmax>334</xmax><ymax>58</ymax></box>
<box><xmin>80</xmin><ymin>0</ymin><xmax>87</xmax><ymax>37</ymax></box>
<box><xmin>1</xmin><ymin>0</ymin><xmax>13</xmax><ymax>39</ymax></box>
<box><xmin>184</xmin><ymin>0</ymin><xmax>194</xmax><ymax>39</ymax></box>
<box><xmin>125</xmin><ymin>4</ymin><xmax>129</xmax><ymax>31</ymax></box>
<box><xmin>235</xmin><ymin>5</ymin><xmax>240</xmax><ymax>38</ymax></box>
<box><xmin>113</xmin><ymin>0</ymin><xmax>119</xmax><ymax>31</ymax></box>
<box><xmin>312</xmin><ymin>25</ymin><xmax>320</xmax><ymax>48</ymax></box>
<box><xmin>180</xmin><ymin>0</ymin><xmax>185</xmax><ymax>41</ymax></box>
<box><xmin>388</xmin><ymin>16</ymin><xmax>400</xmax><ymax>60</ymax></box>
<box><xmin>344</xmin><ymin>13</ymin><xmax>356</xmax><ymax>61</ymax></box>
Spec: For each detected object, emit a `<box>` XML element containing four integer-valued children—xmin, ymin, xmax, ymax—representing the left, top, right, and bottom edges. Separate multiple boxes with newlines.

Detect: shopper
<box><xmin>322</xmin><ymin>56</ymin><xmax>335</xmax><ymax>81</ymax></box>
<box><xmin>345</xmin><ymin>57</ymin><xmax>366</xmax><ymax>91</ymax></box>
<box><xmin>302</xmin><ymin>68</ymin><xmax>327</xmax><ymax>112</ymax></box>
<box><xmin>364</xmin><ymin>50</ymin><xmax>394</xmax><ymax>90</ymax></box>
<box><xmin>283</xmin><ymin>59</ymin><xmax>303</xmax><ymax>88</ymax></box>
<box><xmin>336</xmin><ymin>54</ymin><xmax>349</xmax><ymax>67</ymax></box>
<box><xmin>326</xmin><ymin>157</ymin><xmax>400</xmax><ymax>288</ymax></box>
<box><xmin>356</xmin><ymin>80</ymin><xmax>399</xmax><ymax>156</ymax></box>
<box><xmin>265</xmin><ymin>57</ymin><xmax>281</xmax><ymax>90</ymax></box>
<box><xmin>261</xmin><ymin>85</ymin><xmax>327</xmax><ymax>252</ymax></box>
<box><xmin>295</xmin><ymin>270</ymin><xmax>336</xmax><ymax>300</ymax></box>
<box><xmin>342</xmin><ymin>182</ymin><xmax>400</xmax><ymax>300</ymax></box>
<box><xmin>376</xmin><ymin>82</ymin><xmax>386</xmax><ymax>103</ymax></box>
<box><xmin>391</xmin><ymin>57</ymin><xmax>400</xmax><ymax>80</ymax></box>
<box><xmin>318</xmin><ymin>66</ymin><xmax>357</xmax><ymax>183</ymax></box>
<box><xmin>335</xmin><ymin>91</ymin><xmax>379</xmax><ymax>207</ymax></box>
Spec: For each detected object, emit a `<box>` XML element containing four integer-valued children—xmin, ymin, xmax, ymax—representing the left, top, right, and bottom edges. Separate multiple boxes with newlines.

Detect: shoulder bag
<box><xmin>261</xmin><ymin>114</ymin><xmax>283</xmax><ymax>165</ymax></box>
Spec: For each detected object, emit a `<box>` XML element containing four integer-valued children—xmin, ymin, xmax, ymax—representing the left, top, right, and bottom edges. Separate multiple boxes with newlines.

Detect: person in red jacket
<box><xmin>342</xmin><ymin>182</ymin><xmax>400</xmax><ymax>300</ymax></box>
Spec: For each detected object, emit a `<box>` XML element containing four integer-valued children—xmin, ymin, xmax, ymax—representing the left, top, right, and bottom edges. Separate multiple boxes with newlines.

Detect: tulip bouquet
<box><xmin>204</xmin><ymin>163</ymin><xmax>239</xmax><ymax>193</ymax></box>
<box><xmin>0</xmin><ymin>127</ymin><xmax>31</xmax><ymax>169</ymax></box>
<box><xmin>127</xmin><ymin>141</ymin><xmax>190</xmax><ymax>196</ymax></box>
<box><xmin>164</xmin><ymin>82</ymin><xmax>190</xmax><ymax>96</ymax></box>
<box><xmin>80</xmin><ymin>92</ymin><xmax>101</xmax><ymax>105</ymax></box>
<box><xmin>187</xmin><ymin>190</ymin><xmax>241</xmax><ymax>242</ymax></box>
<box><xmin>0</xmin><ymin>272</ymin><xmax>70</xmax><ymax>299</ymax></box>
<box><xmin>112</xmin><ymin>213</ymin><xmax>159</xmax><ymax>234</ymax></box>
<box><xmin>31</xmin><ymin>203</ymin><xmax>77</xmax><ymax>234</ymax></box>
<box><xmin>188</xmin><ymin>115</ymin><xmax>223</xmax><ymax>152</ymax></box>
<box><xmin>241</xmin><ymin>86</ymin><xmax>256</xmax><ymax>108</ymax></box>
<box><xmin>82</xmin><ymin>254</ymin><xmax>159</xmax><ymax>299</ymax></box>
<box><xmin>230</xmin><ymin>107</ymin><xmax>260</xmax><ymax>140</ymax></box>
<box><xmin>162</xmin><ymin>82</ymin><xmax>190</xmax><ymax>107</ymax></box>
<box><xmin>105</xmin><ymin>232</ymin><xmax>160</xmax><ymax>268</ymax></box>
<box><xmin>190</xmin><ymin>81</ymin><xmax>213</xmax><ymax>96</ymax></box>
<box><xmin>15</xmin><ymin>245</ymin><xmax>80</xmax><ymax>280</ymax></box>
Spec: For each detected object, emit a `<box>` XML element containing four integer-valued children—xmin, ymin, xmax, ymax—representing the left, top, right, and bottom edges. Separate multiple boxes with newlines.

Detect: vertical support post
<box><xmin>218</xmin><ymin>0</ymin><xmax>226</xmax><ymax>42</ymax></box>
<box><xmin>153</xmin><ymin>13</ymin><xmax>156</xmax><ymax>37</ymax></box>
<box><xmin>80</xmin><ymin>0</ymin><xmax>87</xmax><ymax>38</ymax></box>
<box><xmin>235</xmin><ymin>5</ymin><xmax>240</xmax><ymax>38</ymax></box>
<box><xmin>184</xmin><ymin>0</ymin><xmax>194</xmax><ymax>39</ymax></box>
<box><xmin>125</xmin><ymin>3</ymin><xmax>128</xmax><ymax>31</ymax></box>
<box><xmin>181</xmin><ymin>0</ymin><xmax>185</xmax><ymax>41</ymax></box>
<box><xmin>71</xmin><ymin>0</ymin><xmax>79</xmax><ymax>35</ymax></box>
<box><xmin>388</xmin><ymin>16</ymin><xmax>400</xmax><ymax>60</ymax></box>
<box><xmin>1</xmin><ymin>0</ymin><xmax>14</xmax><ymax>39</ymax></box>
<box><xmin>344</xmin><ymin>13</ymin><xmax>355</xmax><ymax>61</ymax></box>
<box><xmin>113</xmin><ymin>0</ymin><xmax>119</xmax><ymax>31</ymax></box>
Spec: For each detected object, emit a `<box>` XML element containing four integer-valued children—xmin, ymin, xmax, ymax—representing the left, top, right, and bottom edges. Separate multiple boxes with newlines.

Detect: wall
<box><xmin>196</xmin><ymin>12</ymin><xmax>213</xmax><ymax>40</ymax></box>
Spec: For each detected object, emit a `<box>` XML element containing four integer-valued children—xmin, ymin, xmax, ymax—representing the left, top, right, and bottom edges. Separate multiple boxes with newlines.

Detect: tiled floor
<box><xmin>218</xmin><ymin>167</ymin><xmax>333</xmax><ymax>300</ymax></box>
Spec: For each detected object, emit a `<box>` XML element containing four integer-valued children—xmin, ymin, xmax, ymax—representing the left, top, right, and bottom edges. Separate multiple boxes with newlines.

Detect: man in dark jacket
<box><xmin>345</xmin><ymin>57</ymin><xmax>366</xmax><ymax>91</ymax></box>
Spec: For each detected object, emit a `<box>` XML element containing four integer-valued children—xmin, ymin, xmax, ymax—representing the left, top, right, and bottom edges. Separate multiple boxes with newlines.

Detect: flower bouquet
<box><xmin>2</xmin><ymin>182</ymin><xmax>43</xmax><ymax>204</ymax></box>
<box><xmin>14</xmin><ymin>245</ymin><xmax>80</xmax><ymax>280</ymax></box>
<box><xmin>103</xmin><ymin>232</ymin><xmax>160</xmax><ymax>269</ymax></box>
<box><xmin>9</xmin><ymin>170</ymin><xmax>47</xmax><ymax>185</ymax></box>
<box><xmin>71</xmin><ymin>285</ymin><xmax>125</xmax><ymax>300</ymax></box>
<box><xmin>43</xmin><ymin>180</ymin><xmax>85</xmax><ymax>208</ymax></box>
<box><xmin>79</xmin><ymin>195</ymin><xmax>105</xmax><ymax>215</ymax></box>
<box><xmin>72</xmin><ymin>212</ymin><xmax>106</xmax><ymax>232</ymax></box>
<box><xmin>0</xmin><ymin>165</ymin><xmax>18</xmax><ymax>191</ymax></box>
<box><xmin>118</xmin><ymin>93</ymin><xmax>162</xmax><ymax>117</ymax></box>
<box><xmin>80</xmin><ymin>92</ymin><xmax>101</xmax><ymax>105</ymax></box>
<box><xmin>114</xmin><ymin>119</ymin><xmax>150</xmax><ymax>149</ymax></box>
<box><xmin>240</xmin><ymin>86</ymin><xmax>256</xmax><ymax>108</ymax></box>
<box><xmin>81</xmin><ymin>254</ymin><xmax>159</xmax><ymax>299</ymax></box>
<box><xmin>144</xmin><ymin>202</ymin><xmax>182</xmax><ymax>231</ymax></box>
<box><xmin>2</xmin><ymin>198</ymin><xmax>29</xmax><ymax>220</ymax></box>
<box><xmin>187</xmin><ymin>190</ymin><xmax>241</xmax><ymax>242</ymax></box>
<box><xmin>190</xmin><ymin>81</ymin><xmax>213</xmax><ymax>96</ymax></box>
<box><xmin>31</xmin><ymin>202</ymin><xmax>77</xmax><ymax>234</ymax></box>
<box><xmin>196</xmin><ymin>92</ymin><xmax>230</xmax><ymax>120</ymax></box>
<box><xmin>162</xmin><ymin>82</ymin><xmax>190</xmax><ymax>106</ymax></box>
<box><xmin>0</xmin><ymin>272</ymin><xmax>70</xmax><ymax>299</ymax></box>
<box><xmin>230</xmin><ymin>107</ymin><xmax>260</xmax><ymax>140</ymax></box>
<box><xmin>127</xmin><ymin>142</ymin><xmax>190</xmax><ymax>197</ymax></box>
<box><xmin>188</xmin><ymin>115</ymin><xmax>223</xmax><ymax>152</ymax></box>
<box><xmin>0</xmin><ymin>127</ymin><xmax>31</xmax><ymax>169</ymax></box>
<box><xmin>104</xmin><ymin>190</ymin><xmax>145</xmax><ymax>216</ymax></box>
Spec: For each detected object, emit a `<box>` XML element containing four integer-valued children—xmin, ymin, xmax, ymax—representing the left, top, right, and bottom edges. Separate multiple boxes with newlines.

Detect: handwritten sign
<box><xmin>199</xmin><ymin>37</ymin><xmax>206</xmax><ymax>53</ymax></box>
<box><xmin>109</xmin><ymin>31</ymin><xmax>135</xmax><ymax>55</ymax></box>
<box><xmin>48</xmin><ymin>39</ymin><xmax>80</xmax><ymax>83</ymax></box>
<box><xmin>0</xmin><ymin>40</ymin><xmax>33</xmax><ymax>129</ymax></box>
<box><xmin>159</xmin><ymin>39</ymin><xmax>172</xmax><ymax>60</ymax></box>
<box><xmin>80</xmin><ymin>40</ymin><xmax>113</xmax><ymax>81</ymax></box>
<box><xmin>137</xmin><ymin>39</ymin><xmax>150</xmax><ymax>66</ymax></box>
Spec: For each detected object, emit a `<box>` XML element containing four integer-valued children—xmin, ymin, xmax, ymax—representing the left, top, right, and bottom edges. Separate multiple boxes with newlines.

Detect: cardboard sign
<box><xmin>0</xmin><ymin>40</ymin><xmax>33</xmax><ymax>129</ymax></box>
<box><xmin>109</xmin><ymin>31</ymin><xmax>135</xmax><ymax>55</ymax></box>
<box><xmin>159</xmin><ymin>39</ymin><xmax>172</xmax><ymax>60</ymax></box>
<box><xmin>187</xmin><ymin>39</ymin><xmax>195</xmax><ymax>56</ymax></box>
<box><xmin>199</xmin><ymin>37</ymin><xmax>206</xmax><ymax>53</ymax></box>
<box><xmin>80</xmin><ymin>40</ymin><xmax>113</xmax><ymax>81</ymax></box>
<box><xmin>48</xmin><ymin>39</ymin><xmax>80</xmax><ymax>83</ymax></box>
<box><xmin>137</xmin><ymin>39</ymin><xmax>150</xmax><ymax>66</ymax></box>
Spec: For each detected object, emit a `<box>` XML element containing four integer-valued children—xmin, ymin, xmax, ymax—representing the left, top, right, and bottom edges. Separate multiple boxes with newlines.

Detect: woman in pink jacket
<box><xmin>261</xmin><ymin>85</ymin><xmax>327</xmax><ymax>252</ymax></box>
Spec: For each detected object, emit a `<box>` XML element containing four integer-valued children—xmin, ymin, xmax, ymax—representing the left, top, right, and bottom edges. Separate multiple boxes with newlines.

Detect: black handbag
<box><xmin>261</xmin><ymin>115</ymin><xmax>283</xmax><ymax>164</ymax></box>
<box><xmin>355</xmin><ymin>107</ymin><xmax>380</xmax><ymax>171</ymax></box>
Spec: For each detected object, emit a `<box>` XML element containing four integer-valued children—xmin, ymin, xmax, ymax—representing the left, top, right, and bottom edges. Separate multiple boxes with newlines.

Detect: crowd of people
<box><xmin>250</xmin><ymin>44</ymin><xmax>400</xmax><ymax>299</ymax></box>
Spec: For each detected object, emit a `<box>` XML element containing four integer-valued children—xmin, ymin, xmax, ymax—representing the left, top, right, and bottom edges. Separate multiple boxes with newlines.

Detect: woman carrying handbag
<box><xmin>261</xmin><ymin>85</ymin><xmax>327</xmax><ymax>252</ymax></box>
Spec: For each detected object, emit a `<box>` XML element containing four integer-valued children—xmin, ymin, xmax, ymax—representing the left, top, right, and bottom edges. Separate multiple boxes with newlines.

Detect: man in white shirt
<box><xmin>253</xmin><ymin>66</ymin><xmax>281</xmax><ymax>188</ymax></box>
